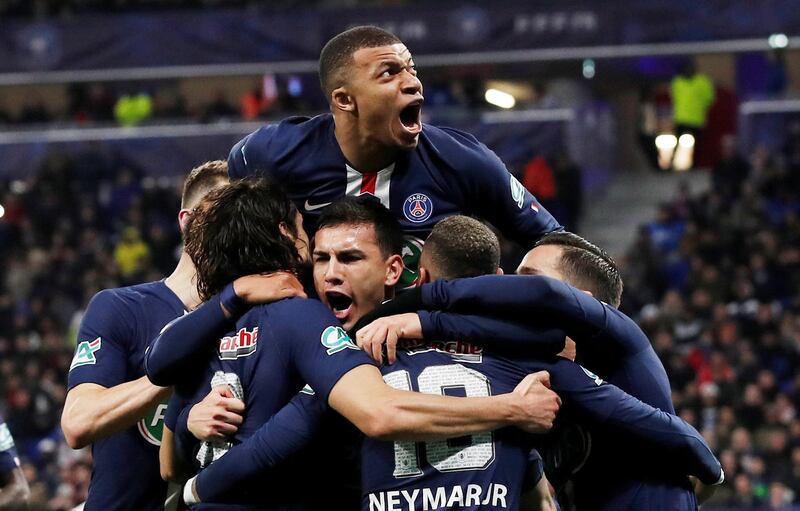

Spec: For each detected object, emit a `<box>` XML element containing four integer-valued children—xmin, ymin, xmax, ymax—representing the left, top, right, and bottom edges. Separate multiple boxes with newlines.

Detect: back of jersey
<box><xmin>360</xmin><ymin>340</ymin><xmax>533</xmax><ymax>511</ymax></box>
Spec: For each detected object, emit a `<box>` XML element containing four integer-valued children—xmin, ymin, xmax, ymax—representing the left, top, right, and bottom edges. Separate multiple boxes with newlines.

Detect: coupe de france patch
<box><xmin>321</xmin><ymin>326</ymin><xmax>359</xmax><ymax>355</ymax></box>
<box><xmin>403</xmin><ymin>193</ymin><xmax>434</xmax><ymax>223</ymax></box>
<box><xmin>580</xmin><ymin>366</ymin><xmax>604</xmax><ymax>386</ymax></box>
<box><xmin>70</xmin><ymin>337</ymin><xmax>102</xmax><ymax>370</ymax></box>
<box><xmin>0</xmin><ymin>423</ymin><xmax>15</xmax><ymax>452</ymax></box>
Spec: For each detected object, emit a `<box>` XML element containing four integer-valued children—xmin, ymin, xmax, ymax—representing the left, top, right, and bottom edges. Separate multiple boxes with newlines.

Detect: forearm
<box><xmin>595</xmin><ymin>395</ymin><xmax>722</xmax><ymax>484</ymax></box>
<box><xmin>146</xmin><ymin>295</ymin><xmax>232</xmax><ymax>386</ymax></box>
<box><xmin>62</xmin><ymin>379</ymin><xmax>169</xmax><ymax>448</ymax></box>
<box><xmin>367</xmin><ymin>388</ymin><xmax>518</xmax><ymax>441</ymax></box>
<box><xmin>419</xmin><ymin>311</ymin><xmax>565</xmax><ymax>354</ymax></box>
<box><xmin>422</xmin><ymin>276</ymin><xmax>602</xmax><ymax>338</ymax></box>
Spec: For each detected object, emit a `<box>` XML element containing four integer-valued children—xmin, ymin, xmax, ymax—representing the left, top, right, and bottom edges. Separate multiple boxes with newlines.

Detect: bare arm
<box><xmin>328</xmin><ymin>365</ymin><xmax>561</xmax><ymax>441</ymax></box>
<box><xmin>159</xmin><ymin>426</ymin><xmax>197</xmax><ymax>484</ymax></box>
<box><xmin>61</xmin><ymin>378</ymin><xmax>170</xmax><ymax>449</ymax></box>
<box><xmin>0</xmin><ymin>468</ymin><xmax>29</xmax><ymax>511</ymax></box>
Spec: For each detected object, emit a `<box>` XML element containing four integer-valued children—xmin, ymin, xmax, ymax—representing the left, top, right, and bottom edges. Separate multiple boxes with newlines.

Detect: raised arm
<box><xmin>547</xmin><ymin>358</ymin><xmax>723</xmax><ymax>485</ymax></box>
<box><xmin>146</xmin><ymin>274</ymin><xmax>305</xmax><ymax>386</ymax></box>
<box><xmin>421</xmin><ymin>275</ymin><xmax>639</xmax><ymax>353</ymax></box>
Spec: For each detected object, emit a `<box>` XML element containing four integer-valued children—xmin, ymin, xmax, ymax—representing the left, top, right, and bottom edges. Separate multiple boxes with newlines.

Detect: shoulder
<box><xmin>235</xmin><ymin>115</ymin><xmax>331</xmax><ymax>161</ymax></box>
<box><xmin>265</xmin><ymin>297</ymin><xmax>337</xmax><ymax>324</ymax></box>
<box><xmin>420</xmin><ymin>124</ymin><xmax>505</xmax><ymax>178</ymax></box>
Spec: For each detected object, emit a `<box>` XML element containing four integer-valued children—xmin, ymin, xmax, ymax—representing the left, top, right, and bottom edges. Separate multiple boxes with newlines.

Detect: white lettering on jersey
<box><xmin>368</xmin><ymin>483</ymin><xmax>509</xmax><ymax>511</ymax></box>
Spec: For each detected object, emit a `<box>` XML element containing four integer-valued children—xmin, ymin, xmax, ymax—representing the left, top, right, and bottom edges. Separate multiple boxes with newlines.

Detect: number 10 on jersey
<box><xmin>383</xmin><ymin>365</ymin><xmax>496</xmax><ymax>478</ymax></box>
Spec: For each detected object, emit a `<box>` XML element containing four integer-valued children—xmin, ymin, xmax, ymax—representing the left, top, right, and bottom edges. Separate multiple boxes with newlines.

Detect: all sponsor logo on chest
<box><xmin>218</xmin><ymin>327</ymin><xmax>259</xmax><ymax>360</ymax></box>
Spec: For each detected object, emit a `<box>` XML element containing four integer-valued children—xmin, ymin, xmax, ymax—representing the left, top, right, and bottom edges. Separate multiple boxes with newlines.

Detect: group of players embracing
<box><xmin>61</xmin><ymin>25</ymin><xmax>723</xmax><ymax>511</ymax></box>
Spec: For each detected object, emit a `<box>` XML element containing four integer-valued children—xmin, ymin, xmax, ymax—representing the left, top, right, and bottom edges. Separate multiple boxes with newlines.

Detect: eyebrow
<box><xmin>517</xmin><ymin>266</ymin><xmax>539</xmax><ymax>275</ymax></box>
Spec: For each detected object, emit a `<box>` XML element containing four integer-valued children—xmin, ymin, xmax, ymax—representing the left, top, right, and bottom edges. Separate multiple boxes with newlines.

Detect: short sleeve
<box><xmin>227</xmin><ymin>125</ymin><xmax>279</xmax><ymax>180</ymax></box>
<box><xmin>67</xmin><ymin>290</ymin><xmax>132</xmax><ymax>390</ymax></box>
<box><xmin>271</xmin><ymin>299</ymin><xmax>375</xmax><ymax>402</ymax></box>
<box><xmin>441</xmin><ymin>128</ymin><xmax>562</xmax><ymax>246</ymax></box>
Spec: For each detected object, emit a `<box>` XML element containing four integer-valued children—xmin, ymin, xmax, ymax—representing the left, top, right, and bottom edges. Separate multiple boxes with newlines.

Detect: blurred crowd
<box><xmin>0</xmin><ymin>151</ymin><xmax>183</xmax><ymax>509</ymax></box>
<box><xmin>619</xmin><ymin>130</ymin><xmax>800</xmax><ymax>508</ymax></box>
<box><xmin>0</xmin><ymin>126</ymin><xmax>799</xmax><ymax>508</ymax></box>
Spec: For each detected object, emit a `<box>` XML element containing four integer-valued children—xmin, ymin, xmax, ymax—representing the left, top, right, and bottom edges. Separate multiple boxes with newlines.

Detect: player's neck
<box><xmin>164</xmin><ymin>252</ymin><xmax>202</xmax><ymax>311</ymax></box>
<box><xmin>334</xmin><ymin>120</ymin><xmax>397</xmax><ymax>172</ymax></box>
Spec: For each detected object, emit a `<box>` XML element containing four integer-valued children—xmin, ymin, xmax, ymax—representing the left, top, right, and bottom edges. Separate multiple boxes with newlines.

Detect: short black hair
<box><xmin>185</xmin><ymin>178</ymin><xmax>302</xmax><ymax>301</ymax></box>
<box><xmin>423</xmin><ymin>216</ymin><xmax>500</xmax><ymax>279</ymax></box>
<box><xmin>317</xmin><ymin>197</ymin><xmax>403</xmax><ymax>257</ymax></box>
<box><xmin>534</xmin><ymin>231</ymin><xmax>623</xmax><ymax>307</ymax></box>
<box><xmin>181</xmin><ymin>160</ymin><xmax>228</xmax><ymax>210</ymax></box>
<box><xmin>319</xmin><ymin>25</ymin><xmax>401</xmax><ymax>101</ymax></box>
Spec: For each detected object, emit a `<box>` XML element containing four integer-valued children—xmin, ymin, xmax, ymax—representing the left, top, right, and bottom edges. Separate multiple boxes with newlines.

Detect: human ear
<box><xmin>331</xmin><ymin>87</ymin><xmax>355</xmax><ymax>113</ymax></box>
<box><xmin>384</xmin><ymin>254</ymin><xmax>404</xmax><ymax>287</ymax></box>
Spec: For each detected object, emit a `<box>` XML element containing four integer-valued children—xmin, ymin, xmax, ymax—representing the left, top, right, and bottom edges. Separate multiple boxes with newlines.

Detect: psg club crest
<box><xmin>403</xmin><ymin>193</ymin><xmax>434</xmax><ymax>223</ymax></box>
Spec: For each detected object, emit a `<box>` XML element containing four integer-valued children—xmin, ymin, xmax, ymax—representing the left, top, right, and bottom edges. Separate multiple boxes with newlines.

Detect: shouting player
<box><xmin>228</xmin><ymin>25</ymin><xmax>561</xmax><ymax>285</ymax></box>
<box><xmin>174</xmin><ymin>202</ymin><xmax>722</xmax><ymax>510</ymax></box>
<box><xmin>144</xmin><ymin>181</ymin><xmax>562</xmax><ymax>509</ymax></box>
<box><xmin>60</xmin><ymin>161</ymin><xmax>228</xmax><ymax>511</ymax></box>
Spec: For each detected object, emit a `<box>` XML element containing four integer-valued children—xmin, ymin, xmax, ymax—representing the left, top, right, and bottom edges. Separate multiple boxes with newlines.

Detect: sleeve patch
<box><xmin>0</xmin><ymin>424</ymin><xmax>15</xmax><ymax>452</ymax></box>
<box><xmin>70</xmin><ymin>337</ymin><xmax>102</xmax><ymax>370</ymax></box>
<box><xmin>580</xmin><ymin>366</ymin><xmax>604</xmax><ymax>386</ymax></box>
<box><xmin>320</xmin><ymin>326</ymin><xmax>359</xmax><ymax>355</ymax></box>
<box><xmin>510</xmin><ymin>175</ymin><xmax>526</xmax><ymax>209</ymax></box>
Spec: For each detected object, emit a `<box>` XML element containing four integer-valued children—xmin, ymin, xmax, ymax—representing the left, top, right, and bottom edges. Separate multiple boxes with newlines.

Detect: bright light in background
<box><xmin>0</xmin><ymin>204</ymin><xmax>5</xmax><ymax>219</ymax></box>
<box><xmin>768</xmin><ymin>33</ymin><xmax>788</xmax><ymax>49</ymax></box>
<box><xmin>484</xmin><ymin>88</ymin><xmax>516</xmax><ymax>109</ymax></box>
<box><xmin>582</xmin><ymin>59</ymin><xmax>595</xmax><ymax>79</ymax></box>
<box><xmin>655</xmin><ymin>134</ymin><xmax>677</xmax><ymax>150</ymax></box>
<box><xmin>678</xmin><ymin>133</ymin><xmax>695</xmax><ymax>147</ymax></box>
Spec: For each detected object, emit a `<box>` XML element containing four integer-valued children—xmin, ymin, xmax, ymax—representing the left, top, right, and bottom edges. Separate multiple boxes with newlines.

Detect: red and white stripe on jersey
<box><xmin>345</xmin><ymin>163</ymin><xmax>394</xmax><ymax>208</ymax></box>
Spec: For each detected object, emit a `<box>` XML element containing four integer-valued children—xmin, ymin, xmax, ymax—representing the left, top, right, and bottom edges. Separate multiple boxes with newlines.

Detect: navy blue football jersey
<box><xmin>228</xmin><ymin>115</ymin><xmax>561</xmax><ymax>285</ymax></box>
<box><xmin>165</xmin><ymin>297</ymin><xmax>374</xmax><ymax>510</ymax></box>
<box><xmin>0</xmin><ymin>417</ymin><xmax>20</xmax><ymax>475</ymax></box>
<box><xmin>67</xmin><ymin>281</ymin><xmax>186</xmax><ymax>511</ymax></box>
<box><xmin>186</xmin><ymin>337</ymin><xmax>719</xmax><ymax>511</ymax></box>
<box><xmin>416</xmin><ymin>276</ymin><xmax>706</xmax><ymax>510</ymax></box>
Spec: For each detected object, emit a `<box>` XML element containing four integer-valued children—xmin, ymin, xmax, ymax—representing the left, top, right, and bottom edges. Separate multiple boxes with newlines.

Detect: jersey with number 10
<box><xmin>229</xmin><ymin>114</ymin><xmax>561</xmax><ymax>285</ymax></box>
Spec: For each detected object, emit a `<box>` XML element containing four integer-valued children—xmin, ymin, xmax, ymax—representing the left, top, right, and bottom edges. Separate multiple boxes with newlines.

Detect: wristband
<box><xmin>183</xmin><ymin>476</ymin><xmax>199</xmax><ymax>505</ymax></box>
<box><xmin>220</xmin><ymin>282</ymin><xmax>248</xmax><ymax>318</ymax></box>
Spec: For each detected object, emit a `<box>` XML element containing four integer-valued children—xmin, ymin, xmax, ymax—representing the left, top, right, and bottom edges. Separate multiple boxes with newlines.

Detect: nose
<box><xmin>401</xmin><ymin>71</ymin><xmax>422</xmax><ymax>96</ymax></box>
<box><xmin>324</xmin><ymin>258</ymin><xmax>344</xmax><ymax>285</ymax></box>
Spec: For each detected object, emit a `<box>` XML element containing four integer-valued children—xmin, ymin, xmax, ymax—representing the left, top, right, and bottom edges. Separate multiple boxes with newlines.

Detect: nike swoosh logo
<box><xmin>304</xmin><ymin>199</ymin><xmax>332</xmax><ymax>211</ymax></box>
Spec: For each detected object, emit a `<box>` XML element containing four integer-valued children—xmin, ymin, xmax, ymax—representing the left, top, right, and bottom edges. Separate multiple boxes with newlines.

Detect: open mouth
<box><xmin>399</xmin><ymin>102</ymin><xmax>422</xmax><ymax>133</ymax></box>
<box><xmin>325</xmin><ymin>291</ymin><xmax>353</xmax><ymax>320</ymax></box>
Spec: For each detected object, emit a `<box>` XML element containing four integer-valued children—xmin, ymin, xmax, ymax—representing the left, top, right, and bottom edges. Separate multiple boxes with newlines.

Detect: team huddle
<box><xmin>59</xmin><ymin>26</ymin><xmax>723</xmax><ymax>511</ymax></box>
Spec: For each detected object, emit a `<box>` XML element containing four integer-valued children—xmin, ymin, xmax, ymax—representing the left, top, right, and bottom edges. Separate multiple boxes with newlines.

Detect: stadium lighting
<box><xmin>678</xmin><ymin>133</ymin><xmax>695</xmax><ymax>147</ymax></box>
<box><xmin>485</xmin><ymin>88</ymin><xmax>516</xmax><ymax>109</ymax></box>
<box><xmin>0</xmin><ymin>204</ymin><xmax>4</xmax><ymax>219</ymax></box>
<box><xmin>768</xmin><ymin>33</ymin><xmax>789</xmax><ymax>49</ymax></box>
<box><xmin>582</xmin><ymin>59</ymin><xmax>595</xmax><ymax>79</ymax></box>
<box><xmin>655</xmin><ymin>134</ymin><xmax>677</xmax><ymax>150</ymax></box>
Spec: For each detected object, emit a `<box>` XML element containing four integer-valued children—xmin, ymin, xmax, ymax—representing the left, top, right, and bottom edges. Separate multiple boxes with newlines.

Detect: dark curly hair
<box><xmin>184</xmin><ymin>178</ymin><xmax>303</xmax><ymax>301</ymax></box>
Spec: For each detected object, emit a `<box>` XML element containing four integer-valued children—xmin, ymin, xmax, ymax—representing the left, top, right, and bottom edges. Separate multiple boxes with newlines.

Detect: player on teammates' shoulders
<box><xmin>228</xmin><ymin>25</ymin><xmax>561</xmax><ymax>284</ymax></box>
<box><xmin>60</xmin><ymin>161</ymin><xmax>228</xmax><ymax>511</ymax></box>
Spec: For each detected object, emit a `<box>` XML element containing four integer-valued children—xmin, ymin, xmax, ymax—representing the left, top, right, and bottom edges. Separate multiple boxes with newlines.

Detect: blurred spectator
<box><xmin>113</xmin><ymin>92</ymin><xmax>153</xmax><ymax>126</ymax></box>
<box><xmin>113</xmin><ymin>227</ymin><xmax>150</xmax><ymax>280</ymax></box>
<box><xmin>671</xmin><ymin>61</ymin><xmax>715</xmax><ymax>169</ymax></box>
